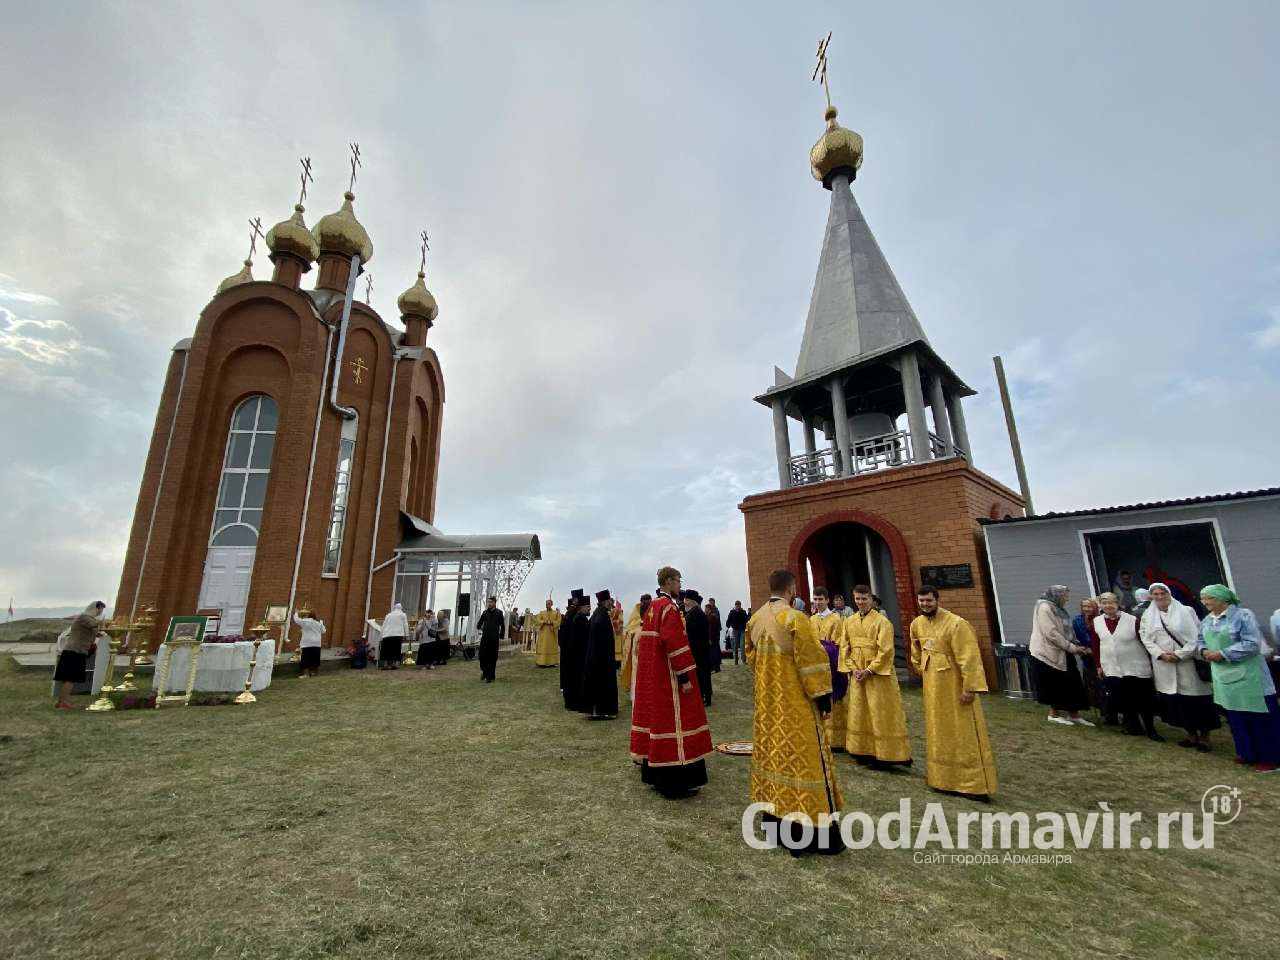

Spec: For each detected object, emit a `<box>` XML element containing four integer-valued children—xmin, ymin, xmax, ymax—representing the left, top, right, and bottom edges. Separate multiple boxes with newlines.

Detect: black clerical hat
<box><xmin>681</xmin><ymin>589</ymin><xmax>703</xmax><ymax>603</ymax></box>
<box><xmin>595</xmin><ymin>589</ymin><xmax>611</xmax><ymax>604</ymax></box>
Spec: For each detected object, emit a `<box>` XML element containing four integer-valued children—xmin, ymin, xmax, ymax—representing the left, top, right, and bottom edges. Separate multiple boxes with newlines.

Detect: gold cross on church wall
<box><xmin>349</xmin><ymin>356</ymin><xmax>368</xmax><ymax>385</ymax></box>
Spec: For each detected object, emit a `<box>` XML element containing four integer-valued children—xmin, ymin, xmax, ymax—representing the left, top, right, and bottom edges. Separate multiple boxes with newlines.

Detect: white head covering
<box><xmin>1141</xmin><ymin>582</ymin><xmax>1199</xmax><ymax>644</ymax></box>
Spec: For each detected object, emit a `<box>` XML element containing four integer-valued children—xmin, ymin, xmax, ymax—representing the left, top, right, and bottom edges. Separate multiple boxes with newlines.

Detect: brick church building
<box><xmin>739</xmin><ymin>101</ymin><xmax>1024</xmax><ymax>686</ymax></box>
<box><xmin>114</xmin><ymin>185</ymin><xmax>445</xmax><ymax>645</ymax></box>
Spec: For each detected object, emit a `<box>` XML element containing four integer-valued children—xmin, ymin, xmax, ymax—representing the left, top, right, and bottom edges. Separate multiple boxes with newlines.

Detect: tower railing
<box><xmin>787</xmin><ymin>429</ymin><xmax>966</xmax><ymax>486</ymax></box>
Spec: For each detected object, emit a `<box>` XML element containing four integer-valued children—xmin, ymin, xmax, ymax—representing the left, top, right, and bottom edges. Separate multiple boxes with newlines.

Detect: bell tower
<box><xmin>739</xmin><ymin>43</ymin><xmax>1023</xmax><ymax>685</ymax></box>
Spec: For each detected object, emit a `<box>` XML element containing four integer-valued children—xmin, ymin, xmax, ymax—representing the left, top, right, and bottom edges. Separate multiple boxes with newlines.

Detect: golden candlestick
<box><xmin>86</xmin><ymin>620</ymin><xmax>130</xmax><ymax>712</ymax></box>
<box><xmin>408</xmin><ymin>615</ymin><xmax>420</xmax><ymax>667</ymax></box>
<box><xmin>133</xmin><ymin>605</ymin><xmax>157</xmax><ymax>665</ymax></box>
<box><xmin>113</xmin><ymin>615</ymin><xmax>145</xmax><ymax>693</ymax></box>
<box><xmin>237</xmin><ymin>621</ymin><xmax>270</xmax><ymax>705</ymax></box>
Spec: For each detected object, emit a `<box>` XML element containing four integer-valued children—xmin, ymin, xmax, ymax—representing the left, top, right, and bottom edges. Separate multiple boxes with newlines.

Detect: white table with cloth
<box><xmin>151</xmin><ymin>639</ymin><xmax>276</xmax><ymax>693</ymax></box>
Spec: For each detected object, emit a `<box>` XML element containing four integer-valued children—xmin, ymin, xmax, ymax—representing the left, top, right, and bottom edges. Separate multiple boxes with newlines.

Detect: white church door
<box><xmin>201</xmin><ymin>395</ymin><xmax>278</xmax><ymax>637</ymax></box>
<box><xmin>199</xmin><ymin>546</ymin><xmax>256</xmax><ymax>635</ymax></box>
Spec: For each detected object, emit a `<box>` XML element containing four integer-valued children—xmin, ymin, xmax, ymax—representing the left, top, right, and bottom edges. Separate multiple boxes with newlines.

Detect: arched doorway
<box><xmin>788</xmin><ymin>510</ymin><xmax>915</xmax><ymax>675</ymax></box>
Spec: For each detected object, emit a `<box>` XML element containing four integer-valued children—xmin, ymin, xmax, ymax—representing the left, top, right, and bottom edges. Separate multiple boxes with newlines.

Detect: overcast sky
<box><xmin>2</xmin><ymin>1</ymin><xmax>1278</xmax><ymax>613</ymax></box>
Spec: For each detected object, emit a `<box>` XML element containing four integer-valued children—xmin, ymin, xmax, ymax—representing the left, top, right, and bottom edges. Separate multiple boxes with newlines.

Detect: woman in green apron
<box><xmin>1196</xmin><ymin>584</ymin><xmax>1280</xmax><ymax>772</ymax></box>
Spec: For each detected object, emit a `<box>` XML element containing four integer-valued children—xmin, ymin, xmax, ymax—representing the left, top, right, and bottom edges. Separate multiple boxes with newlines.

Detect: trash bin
<box><xmin>997</xmin><ymin>645</ymin><xmax>1036</xmax><ymax>700</ymax></box>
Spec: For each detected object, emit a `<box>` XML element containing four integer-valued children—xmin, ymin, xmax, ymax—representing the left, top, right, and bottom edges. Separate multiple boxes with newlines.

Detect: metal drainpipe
<box><xmin>127</xmin><ymin>348</ymin><xmax>190</xmax><ymax>641</ymax></box>
<box><xmin>328</xmin><ymin>253</ymin><xmax>361</xmax><ymax>421</ymax></box>
<box><xmin>285</xmin><ymin>321</ymin><xmax>336</xmax><ymax>641</ymax></box>
<box><xmin>361</xmin><ymin>348</ymin><xmax>408</xmax><ymax>628</ymax></box>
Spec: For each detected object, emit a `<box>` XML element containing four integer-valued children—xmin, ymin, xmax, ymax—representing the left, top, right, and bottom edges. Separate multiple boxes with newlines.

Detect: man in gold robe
<box><xmin>746</xmin><ymin>568</ymin><xmax>845</xmax><ymax>856</ymax></box>
<box><xmin>619</xmin><ymin>594</ymin><xmax>651</xmax><ymax>698</ymax></box>
<box><xmin>809</xmin><ymin>588</ymin><xmax>847</xmax><ymax>751</ymax></box>
<box><xmin>839</xmin><ymin>585</ymin><xmax>911</xmax><ymax>768</ymax></box>
<box><xmin>532</xmin><ymin>599</ymin><xmax>562</xmax><ymax>667</ymax></box>
<box><xmin>909</xmin><ymin>585</ymin><xmax>998</xmax><ymax>800</ymax></box>
<box><xmin>609</xmin><ymin>600</ymin><xmax>625</xmax><ymax>668</ymax></box>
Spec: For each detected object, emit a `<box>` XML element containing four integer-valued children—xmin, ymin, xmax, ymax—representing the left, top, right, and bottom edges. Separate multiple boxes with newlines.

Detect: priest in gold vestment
<box><xmin>746</xmin><ymin>568</ymin><xmax>844</xmax><ymax>855</ymax></box>
<box><xmin>533</xmin><ymin>600</ymin><xmax>562</xmax><ymax>667</ymax></box>
<box><xmin>908</xmin><ymin>586</ymin><xmax>998</xmax><ymax>799</ymax></box>
<box><xmin>809</xmin><ymin>588</ymin><xmax>847</xmax><ymax>751</ymax></box>
<box><xmin>840</xmin><ymin>586</ymin><xmax>912</xmax><ymax>767</ymax></box>
<box><xmin>619</xmin><ymin>595</ymin><xmax>651</xmax><ymax>697</ymax></box>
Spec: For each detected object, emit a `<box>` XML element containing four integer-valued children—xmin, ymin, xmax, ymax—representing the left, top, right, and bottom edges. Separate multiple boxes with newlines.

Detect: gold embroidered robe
<box><xmin>909</xmin><ymin>609</ymin><xmax>997</xmax><ymax>796</ymax></box>
<box><xmin>811</xmin><ymin>610</ymin><xmax>848</xmax><ymax>750</ymax></box>
<box><xmin>533</xmin><ymin>609</ymin><xmax>562</xmax><ymax>666</ymax></box>
<box><xmin>619</xmin><ymin>604</ymin><xmax>643</xmax><ymax>697</ymax></box>
<box><xmin>745</xmin><ymin>599</ymin><xmax>843</xmax><ymax>822</ymax></box>
<box><xmin>838</xmin><ymin>609</ymin><xmax>911</xmax><ymax>763</ymax></box>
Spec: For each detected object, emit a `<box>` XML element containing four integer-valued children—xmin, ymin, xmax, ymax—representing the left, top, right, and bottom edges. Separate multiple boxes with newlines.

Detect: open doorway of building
<box><xmin>1082</xmin><ymin>520</ymin><xmax>1228</xmax><ymax>613</ymax></box>
<box><xmin>798</xmin><ymin>521</ymin><xmax>906</xmax><ymax>671</ymax></box>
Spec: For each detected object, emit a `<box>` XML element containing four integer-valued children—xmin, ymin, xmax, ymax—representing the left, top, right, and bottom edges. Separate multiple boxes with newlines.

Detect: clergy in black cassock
<box><xmin>560</xmin><ymin>589</ymin><xmax>589</xmax><ymax>711</ymax></box>
<box><xmin>476</xmin><ymin>597</ymin><xmax>505</xmax><ymax>683</ymax></box>
<box><xmin>583</xmin><ymin>589</ymin><xmax>620</xmax><ymax>720</ymax></box>
<box><xmin>681</xmin><ymin>589</ymin><xmax>713</xmax><ymax>706</ymax></box>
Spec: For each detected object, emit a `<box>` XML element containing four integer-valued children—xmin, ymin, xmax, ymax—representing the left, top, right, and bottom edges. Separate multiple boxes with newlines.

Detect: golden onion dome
<box><xmin>397</xmin><ymin>271</ymin><xmax>439</xmax><ymax>323</ymax></box>
<box><xmin>266</xmin><ymin>204</ymin><xmax>320</xmax><ymax>264</ymax></box>
<box><xmin>809</xmin><ymin>104</ymin><xmax>864</xmax><ymax>186</ymax></box>
<box><xmin>216</xmin><ymin>259</ymin><xmax>254</xmax><ymax>294</ymax></box>
<box><xmin>311</xmin><ymin>191</ymin><xmax>373</xmax><ymax>263</ymax></box>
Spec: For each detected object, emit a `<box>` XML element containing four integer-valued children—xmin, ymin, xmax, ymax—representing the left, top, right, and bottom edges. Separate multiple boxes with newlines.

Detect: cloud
<box><xmin>1</xmin><ymin>2</ymin><xmax>1279</xmax><ymax>609</ymax></box>
<box><xmin>1252</xmin><ymin>308</ymin><xmax>1280</xmax><ymax>350</ymax></box>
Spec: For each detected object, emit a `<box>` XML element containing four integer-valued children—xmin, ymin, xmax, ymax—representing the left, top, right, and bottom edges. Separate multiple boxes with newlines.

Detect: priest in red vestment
<box><xmin>629</xmin><ymin>566</ymin><xmax>712</xmax><ymax>798</ymax></box>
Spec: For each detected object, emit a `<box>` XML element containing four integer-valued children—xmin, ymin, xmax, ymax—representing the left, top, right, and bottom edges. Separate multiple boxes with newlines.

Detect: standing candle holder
<box><xmin>86</xmin><ymin>620</ymin><xmax>130</xmax><ymax>712</ymax></box>
<box><xmin>133</xmin><ymin>605</ymin><xmax>158</xmax><ymax>666</ymax></box>
<box><xmin>113</xmin><ymin>614</ymin><xmax>144</xmax><ymax>693</ymax></box>
<box><xmin>237</xmin><ymin>622</ymin><xmax>270</xmax><ymax>705</ymax></box>
<box><xmin>408</xmin><ymin>615</ymin><xmax>420</xmax><ymax>668</ymax></box>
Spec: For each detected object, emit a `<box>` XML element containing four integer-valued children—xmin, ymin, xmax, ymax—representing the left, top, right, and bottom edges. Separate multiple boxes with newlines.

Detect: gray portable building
<box><xmin>982</xmin><ymin>488</ymin><xmax>1280</xmax><ymax>648</ymax></box>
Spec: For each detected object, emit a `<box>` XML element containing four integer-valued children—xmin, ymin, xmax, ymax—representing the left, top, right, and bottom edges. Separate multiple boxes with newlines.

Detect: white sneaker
<box><xmin>1071</xmin><ymin>717</ymin><xmax>1095</xmax><ymax>727</ymax></box>
<box><xmin>1047</xmin><ymin>716</ymin><xmax>1073</xmax><ymax>725</ymax></box>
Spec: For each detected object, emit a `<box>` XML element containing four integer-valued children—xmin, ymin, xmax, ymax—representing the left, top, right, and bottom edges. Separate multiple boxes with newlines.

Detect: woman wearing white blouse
<box><xmin>293</xmin><ymin>609</ymin><xmax>326</xmax><ymax>678</ymax></box>
<box><xmin>1094</xmin><ymin>592</ymin><xmax>1161</xmax><ymax>741</ymax></box>
<box><xmin>1139</xmin><ymin>583</ymin><xmax>1218</xmax><ymax>751</ymax></box>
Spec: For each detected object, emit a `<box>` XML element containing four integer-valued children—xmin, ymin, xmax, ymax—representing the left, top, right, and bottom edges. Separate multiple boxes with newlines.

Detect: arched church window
<box><xmin>210</xmin><ymin>395</ymin><xmax>278</xmax><ymax>546</ymax></box>
<box><xmin>323</xmin><ymin>416</ymin><xmax>359</xmax><ymax>575</ymax></box>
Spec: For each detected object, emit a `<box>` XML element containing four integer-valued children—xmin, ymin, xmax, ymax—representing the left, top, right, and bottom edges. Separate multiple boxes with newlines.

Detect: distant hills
<box><xmin>6</xmin><ymin>606</ymin><xmax>113</xmax><ymax>621</ymax></box>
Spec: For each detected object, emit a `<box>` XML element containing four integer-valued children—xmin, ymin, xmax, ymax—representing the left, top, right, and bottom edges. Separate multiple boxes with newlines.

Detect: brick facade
<box><xmin>113</xmin><ymin>274</ymin><xmax>444</xmax><ymax>649</ymax></box>
<box><xmin>739</xmin><ymin>458</ymin><xmax>1023</xmax><ymax>687</ymax></box>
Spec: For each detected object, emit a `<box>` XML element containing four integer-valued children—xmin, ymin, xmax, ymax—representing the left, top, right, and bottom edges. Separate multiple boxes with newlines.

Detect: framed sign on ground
<box><xmin>264</xmin><ymin>604</ymin><xmax>289</xmax><ymax>624</ymax></box>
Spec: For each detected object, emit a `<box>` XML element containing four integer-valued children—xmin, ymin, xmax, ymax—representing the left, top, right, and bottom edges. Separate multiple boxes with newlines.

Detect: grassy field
<box><xmin>0</xmin><ymin>618</ymin><xmax>67</xmax><ymax>644</ymax></box>
<box><xmin>1</xmin><ymin>652</ymin><xmax>1276</xmax><ymax>960</ymax></box>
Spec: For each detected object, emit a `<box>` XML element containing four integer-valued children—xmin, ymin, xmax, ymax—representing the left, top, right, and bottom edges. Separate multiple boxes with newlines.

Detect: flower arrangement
<box><xmin>188</xmin><ymin>691</ymin><xmax>237</xmax><ymax>706</ymax></box>
<box><xmin>107</xmin><ymin>690</ymin><xmax>158</xmax><ymax>710</ymax></box>
<box><xmin>204</xmin><ymin>634</ymin><xmax>250</xmax><ymax>644</ymax></box>
<box><xmin>343</xmin><ymin>638</ymin><xmax>369</xmax><ymax>669</ymax></box>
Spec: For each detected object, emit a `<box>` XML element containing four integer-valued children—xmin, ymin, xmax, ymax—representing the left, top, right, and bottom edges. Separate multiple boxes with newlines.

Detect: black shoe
<box><xmin>1178</xmin><ymin>739</ymin><xmax>1195</xmax><ymax>748</ymax></box>
<box><xmin>1147</xmin><ymin>732</ymin><xmax>1166</xmax><ymax>743</ymax></box>
<box><xmin>1194</xmin><ymin>742</ymin><xmax>1211</xmax><ymax>753</ymax></box>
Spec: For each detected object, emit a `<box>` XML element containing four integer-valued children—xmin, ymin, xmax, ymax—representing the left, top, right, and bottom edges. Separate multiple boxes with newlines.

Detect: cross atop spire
<box><xmin>348</xmin><ymin>142</ymin><xmax>362</xmax><ymax>192</ymax></box>
<box><xmin>812</xmin><ymin>31</ymin><xmax>832</xmax><ymax>107</ymax></box>
<box><xmin>298</xmin><ymin>156</ymin><xmax>314</xmax><ymax>206</ymax></box>
<box><xmin>246</xmin><ymin>216</ymin><xmax>264</xmax><ymax>261</ymax></box>
<box><xmin>419</xmin><ymin>230</ymin><xmax>430</xmax><ymax>274</ymax></box>
<box><xmin>363</xmin><ymin>272</ymin><xmax>373</xmax><ymax>305</ymax></box>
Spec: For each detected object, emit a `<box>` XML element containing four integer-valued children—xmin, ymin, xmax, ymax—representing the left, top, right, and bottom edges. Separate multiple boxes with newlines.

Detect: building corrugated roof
<box><xmin>979</xmin><ymin>488</ymin><xmax>1280</xmax><ymax>525</ymax></box>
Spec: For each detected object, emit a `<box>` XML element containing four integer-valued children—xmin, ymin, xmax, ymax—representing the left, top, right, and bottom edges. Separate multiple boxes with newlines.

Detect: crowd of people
<box><xmin>1028</xmin><ymin>574</ymin><xmax>1280</xmax><ymax>772</ymax></box>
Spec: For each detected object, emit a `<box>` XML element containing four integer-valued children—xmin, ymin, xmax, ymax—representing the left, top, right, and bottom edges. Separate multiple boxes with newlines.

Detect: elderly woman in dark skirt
<box><xmin>1029</xmin><ymin>586</ymin><xmax>1094</xmax><ymax>726</ymax></box>
<box><xmin>53</xmin><ymin>601</ymin><xmax>106</xmax><ymax>709</ymax></box>
<box><xmin>1139</xmin><ymin>583</ymin><xmax>1218</xmax><ymax>751</ymax></box>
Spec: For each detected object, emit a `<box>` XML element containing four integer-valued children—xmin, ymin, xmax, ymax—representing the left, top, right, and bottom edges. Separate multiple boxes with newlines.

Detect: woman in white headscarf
<box><xmin>379</xmin><ymin>602</ymin><xmax>409</xmax><ymax>671</ymax></box>
<box><xmin>1140</xmin><ymin>583</ymin><xmax>1218</xmax><ymax>751</ymax></box>
<box><xmin>53</xmin><ymin>601</ymin><xmax>106</xmax><ymax>709</ymax></box>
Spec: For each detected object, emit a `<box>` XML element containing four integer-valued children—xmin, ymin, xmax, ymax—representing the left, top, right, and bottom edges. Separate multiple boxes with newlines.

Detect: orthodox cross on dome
<box><xmin>246</xmin><ymin>216</ymin><xmax>265</xmax><ymax>261</ymax></box>
<box><xmin>812</xmin><ymin>31</ymin><xmax>832</xmax><ymax>107</ymax></box>
<box><xmin>363</xmin><ymin>273</ymin><xmax>373</xmax><ymax>305</ymax></box>
<box><xmin>350</xmin><ymin>356</ymin><xmax>368</xmax><ymax>385</ymax></box>
<box><xmin>298</xmin><ymin>156</ymin><xmax>314</xmax><ymax>205</ymax></box>
<box><xmin>418</xmin><ymin>229</ymin><xmax>430</xmax><ymax>274</ymax></box>
<box><xmin>348</xmin><ymin>142</ymin><xmax>362</xmax><ymax>192</ymax></box>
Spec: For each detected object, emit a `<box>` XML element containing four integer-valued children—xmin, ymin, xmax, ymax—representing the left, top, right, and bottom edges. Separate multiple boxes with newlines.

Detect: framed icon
<box><xmin>264</xmin><ymin>604</ymin><xmax>289</xmax><ymax>624</ymax></box>
<box><xmin>164</xmin><ymin>616</ymin><xmax>208</xmax><ymax>645</ymax></box>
